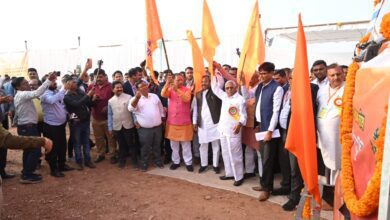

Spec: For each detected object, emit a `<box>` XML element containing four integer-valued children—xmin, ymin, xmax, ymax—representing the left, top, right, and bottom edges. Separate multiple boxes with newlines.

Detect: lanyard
<box><xmin>327</xmin><ymin>86</ymin><xmax>341</xmax><ymax>104</ymax></box>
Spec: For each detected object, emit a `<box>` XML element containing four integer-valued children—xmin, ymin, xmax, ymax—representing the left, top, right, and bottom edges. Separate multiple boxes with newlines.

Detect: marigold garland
<box><xmin>302</xmin><ymin>197</ymin><xmax>311</xmax><ymax>219</ymax></box>
<box><xmin>339</xmin><ymin>60</ymin><xmax>387</xmax><ymax>216</ymax></box>
<box><xmin>380</xmin><ymin>12</ymin><xmax>390</xmax><ymax>40</ymax></box>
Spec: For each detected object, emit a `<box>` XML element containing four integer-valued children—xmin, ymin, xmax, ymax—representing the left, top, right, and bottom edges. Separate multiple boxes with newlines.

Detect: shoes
<box><xmin>155</xmin><ymin>162</ymin><xmax>164</xmax><ymax>169</ymax></box>
<box><xmin>233</xmin><ymin>178</ymin><xmax>244</xmax><ymax>186</ymax></box>
<box><xmin>118</xmin><ymin>162</ymin><xmax>125</xmax><ymax>169</ymax></box>
<box><xmin>193</xmin><ymin>157</ymin><xmax>200</xmax><ymax>165</ymax></box>
<box><xmin>219</xmin><ymin>176</ymin><xmax>234</xmax><ymax>180</ymax></box>
<box><xmin>186</xmin><ymin>165</ymin><xmax>194</xmax><ymax>172</ymax></box>
<box><xmin>131</xmin><ymin>163</ymin><xmax>139</xmax><ymax>170</ymax></box>
<box><xmin>59</xmin><ymin>164</ymin><xmax>74</xmax><ymax>172</ymax></box>
<box><xmin>163</xmin><ymin>156</ymin><xmax>171</xmax><ymax>165</ymax></box>
<box><xmin>244</xmin><ymin>173</ymin><xmax>256</xmax><ymax>179</ymax></box>
<box><xmin>282</xmin><ymin>199</ymin><xmax>300</xmax><ymax>211</ymax></box>
<box><xmin>110</xmin><ymin>156</ymin><xmax>118</xmax><ymax>164</ymax></box>
<box><xmin>213</xmin><ymin>166</ymin><xmax>220</xmax><ymax>174</ymax></box>
<box><xmin>50</xmin><ymin>170</ymin><xmax>65</xmax><ymax>178</ymax></box>
<box><xmin>258</xmin><ymin>191</ymin><xmax>271</xmax><ymax>202</ymax></box>
<box><xmin>0</xmin><ymin>172</ymin><xmax>16</xmax><ymax>179</ymax></box>
<box><xmin>76</xmin><ymin>164</ymin><xmax>84</xmax><ymax>171</ymax></box>
<box><xmin>140</xmin><ymin>165</ymin><xmax>148</xmax><ymax>172</ymax></box>
<box><xmin>94</xmin><ymin>155</ymin><xmax>105</xmax><ymax>163</ymax></box>
<box><xmin>198</xmin><ymin>166</ymin><xmax>208</xmax><ymax>173</ymax></box>
<box><xmin>20</xmin><ymin>175</ymin><xmax>42</xmax><ymax>184</ymax></box>
<box><xmin>85</xmin><ymin>161</ymin><xmax>96</xmax><ymax>169</ymax></box>
<box><xmin>271</xmin><ymin>188</ymin><xmax>290</xmax><ymax>196</ymax></box>
<box><xmin>252</xmin><ymin>186</ymin><xmax>266</xmax><ymax>192</ymax></box>
<box><xmin>170</xmin><ymin>163</ymin><xmax>180</xmax><ymax>170</ymax></box>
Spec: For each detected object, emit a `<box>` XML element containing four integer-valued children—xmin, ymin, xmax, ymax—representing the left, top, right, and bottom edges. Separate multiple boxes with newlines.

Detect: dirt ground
<box><xmin>0</xmin><ymin>147</ymin><xmax>295</xmax><ymax>220</ymax></box>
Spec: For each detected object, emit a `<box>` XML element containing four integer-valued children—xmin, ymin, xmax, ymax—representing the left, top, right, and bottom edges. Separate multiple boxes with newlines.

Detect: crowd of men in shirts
<box><xmin>0</xmin><ymin>59</ymin><xmax>347</xmax><ymax>211</ymax></box>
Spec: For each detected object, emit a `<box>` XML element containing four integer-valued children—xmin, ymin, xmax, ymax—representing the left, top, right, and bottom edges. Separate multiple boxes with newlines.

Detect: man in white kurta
<box><xmin>211</xmin><ymin>74</ymin><xmax>247</xmax><ymax>186</ymax></box>
<box><xmin>317</xmin><ymin>64</ymin><xmax>345</xmax><ymax>185</ymax></box>
<box><xmin>192</xmin><ymin>75</ymin><xmax>223</xmax><ymax>173</ymax></box>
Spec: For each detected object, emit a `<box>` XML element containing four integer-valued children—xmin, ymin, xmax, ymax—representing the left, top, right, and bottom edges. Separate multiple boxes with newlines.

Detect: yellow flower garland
<box><xmin>339</xmin><ymin>11</ymin><xmax>390</xmax><ymax>217</ymax></box>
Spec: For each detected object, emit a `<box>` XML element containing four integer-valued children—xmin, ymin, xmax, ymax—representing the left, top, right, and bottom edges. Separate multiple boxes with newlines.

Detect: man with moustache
<box><xmin>192</xmin><ymin>75</ymin><xmax>222</xmax><ymax>174</ymax></box>
<box><xmin>41</xmin><ymin>78</ymin><xmax>74</xmax><ymax>177</ymax></box>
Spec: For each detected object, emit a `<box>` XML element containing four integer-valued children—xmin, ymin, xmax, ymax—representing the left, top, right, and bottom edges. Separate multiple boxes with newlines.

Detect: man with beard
<box><xmin>41</xmin><ymin>78</ymin><xmax>74</xmax><ymax>177</ymax></box>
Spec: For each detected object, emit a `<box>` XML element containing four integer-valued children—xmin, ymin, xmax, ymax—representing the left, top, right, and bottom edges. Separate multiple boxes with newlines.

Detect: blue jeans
<box><xmin>17</xmin><ymin>124</ymin><xmax>40</xmax><ymax>177</ymax></box>
<box><xmin>70</xmin><ymin>121</ymin><xmax>91</xmax><ymax>165</ymax></box>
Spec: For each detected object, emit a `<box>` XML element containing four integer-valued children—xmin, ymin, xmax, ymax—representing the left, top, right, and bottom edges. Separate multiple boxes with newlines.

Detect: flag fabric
<box><xmin>201</xmin><ymin>0</ymin><xmax>220</xmax><ymax>75</ymax></box>
<box><xmin>145</xmin><ymin>0</ymin><xmax>163</xmax><ymax>84</ymax></box>
<box><xmin>186</xmin><ymin>30</ymin><xmax>205</xmax><ymax>94</ymax></box>
<box><xmin>237</xmin><ymin>0</ymin><xmax>265</xmax><ymax>87</ymax></box>
<box><xmin>285</xmin><ymin>14</ymin><xmax>321</xmax><ymax>205</ymax></box>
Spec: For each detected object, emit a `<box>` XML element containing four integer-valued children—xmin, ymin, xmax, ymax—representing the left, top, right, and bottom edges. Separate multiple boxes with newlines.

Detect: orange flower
<box><xmin>380</xmin><ymin>12</ymin><xmax>390</xmax><ymax>40</ymax></box>
<box><xmin>339</xmin><ymin>60</ymin><xmax>387</xmax><ymax>217</ymax></box>
<box><xmin>302</xmin><ymin>197</ymin><xmax>311</xmax><ymax>219</ymax></box>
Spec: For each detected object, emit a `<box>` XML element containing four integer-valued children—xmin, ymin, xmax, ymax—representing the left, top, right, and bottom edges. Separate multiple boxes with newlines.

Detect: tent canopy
<box><xmin>264</xmin><ymin>20</ymin><xmax>370</xmax><ymax>44</ymax></box>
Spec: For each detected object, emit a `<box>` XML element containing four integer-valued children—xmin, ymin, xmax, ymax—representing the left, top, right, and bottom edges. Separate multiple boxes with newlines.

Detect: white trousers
<box><xmin>200</xmin><ymin>140</ymin><xmax>220</xmax><ymax>167</ymax></box>
<box><xmin>220</xmin><ymin>136</ymin><xmax>244</xmax><ymax>181</ymax></box>
<box><xmin>244</xmin><ymin>146</ymin><xmax>256</xmax><ymax>173</ymax></box>
<box><xmin>171</xmin><ymin>141</ymin><xmax>192</xmax><ymax>165</ymax></box>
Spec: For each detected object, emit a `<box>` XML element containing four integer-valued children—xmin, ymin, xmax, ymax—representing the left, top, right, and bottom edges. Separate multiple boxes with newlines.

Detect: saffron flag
<box><xmin>201</xmin><ymin>0</ymin><xmax>220</xmax><ymax>75</ymax></box>
<box><xmin>0</xmin><ymin>51</ymin><xmax>29</xmax><ymax>78</ymax></box>
<box><xmin>186</xmin><ymin>30</ymin><xmax>205</xmax><ymax>94</ymax></box>
<box><xmin>145</xmin><ymin>0</ymin><xmax>162</xmax><ymax>84</ymax></box>
<box><xmin>237</xmin><ymin>0</ymin><xmax>265</xmax><ymax>87</ymax></box>
<box><xmin>285</xmin><ymin>14</ymin><xmax>321</xmax><ymax>205</ymax></box>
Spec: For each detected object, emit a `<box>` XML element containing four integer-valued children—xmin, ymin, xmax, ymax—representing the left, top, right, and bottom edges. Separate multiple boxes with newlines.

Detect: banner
<box><xmin>0</xmin><ymin>52</ymin><xmax>28</xmax><ymax>78</ymax></box>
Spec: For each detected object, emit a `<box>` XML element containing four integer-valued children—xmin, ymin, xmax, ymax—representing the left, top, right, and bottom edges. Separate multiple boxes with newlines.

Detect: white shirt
<box><xmin>311</xmin><ymin>77</ymin><xmax>329</xmax><ymax>90</ymax></box>
<box><xmin>128</xmin><ymin>93</ymin><xmax>165</xmax><ymax>128</ymax></box>
<box><xmin>14</xmin><ymin>79</ymin><xmax>51</xmax><ymax>125</ymax></box>
<box><xmin>255</xmin><ymin>81</ymin><xmax>283</xmax><ymax>131</ymax></box>
<box><xmin>279</xmin><ymin>89</ymin><xmax>291</xmax><ymax>129</ymax></box>
<box><xmin>211</xmin><ymin>76</ymin><xmax>247</xmax><ymax>137</ymax></box>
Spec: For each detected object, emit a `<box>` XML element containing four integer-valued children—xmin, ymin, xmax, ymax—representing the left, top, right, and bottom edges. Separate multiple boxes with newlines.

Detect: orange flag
<box><xmin>186</xmin><ymin>30</ymin><xmax>205</xmax><ymax>94</ymax></box>
<box><xmin>237</xmin><ymin>0</ymin><xmax>265</xmax><ymax>87</ymax></box>
<box><xmin>145</xmin><ymin>0</ymin><xmax>163</xmax><ymax>84</ymax></box>
<box><xmin>201</xmin><ymin>0</ymin><xmax>220</xmax><ymax>75</ymax></box>
<box><xmin>285</xmin><ymin>14</ymin><xmax>321</xmax><ymax>205</ymax></box>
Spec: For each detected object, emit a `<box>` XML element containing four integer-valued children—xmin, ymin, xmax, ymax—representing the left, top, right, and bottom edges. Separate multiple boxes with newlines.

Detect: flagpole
<box><xmin>161</xmin><ymin>38</ymin><xmax>170</xmax><ymax>71</ymax></box>
<box><xmin>239</xmin><ymin>53</ymin><xmax>247</xmax><ymax>83</ymax></box>
<box><xmin>24</xmin><ymin>40</ymin><xmax>28</xmax><ymax>51</ymax></box>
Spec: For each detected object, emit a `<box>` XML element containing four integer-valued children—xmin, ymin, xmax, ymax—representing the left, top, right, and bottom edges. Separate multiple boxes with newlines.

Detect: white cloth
<box><xmin>279</xmin><ymin>89</ymin><xmax>291</xmax><ymax>129</ymax></box>
<box><xmin>170</xmin><ymin>141</ymin><xmax>192</xmax><ymax>165</ymax></box>
<box><xmin>192</xmin><ymin>90</ymin><xmax>220</xmax><ymax>144</ymax></box>
<box><xmin>244</xmin><ymin>146</ymin><xmax>256</xmax><ymax>173</ymax></box>
<box><xmin>211</xmin><ymin>76</ymin><xmax>247</xmax><ymax>138</ymax></box>
<box><xmin>255</xmin><ymin>82</ymin><xmax>283</xmax><ymax>131</ymax></box>
<box><xmin>316</xmin><ymin>83</ymin><xmax>345</xmax><ymax>171</ymax></box>
<box><xmin>108</xmin><ymin>93</ymin><xmax>134</xmax><ymax>131</ymax></box>
<box><xmin>200</xmin><ymin>140</ymin><xmax>220</xmax><ymax>167</ymax></box>
<box><xmin>128</xmin><ymin>93</ymin><xmax>165</xmax><ymax>128</ymax></box>
<box><xmin>220</xmin><ymin>136</ymin><xmax>244</xmax><ymax>181</ymax></box>
<box><xmin>311</xmin><ymin>77</ymin><xmax>329</xmax><ymax>90</ymax></box>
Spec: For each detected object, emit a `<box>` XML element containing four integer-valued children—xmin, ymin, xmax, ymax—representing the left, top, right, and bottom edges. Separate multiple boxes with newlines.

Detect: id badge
<box><xmin>318</xmin><ymin>107</ymin><xmax>328</xmax><ymax>119</ymax></box>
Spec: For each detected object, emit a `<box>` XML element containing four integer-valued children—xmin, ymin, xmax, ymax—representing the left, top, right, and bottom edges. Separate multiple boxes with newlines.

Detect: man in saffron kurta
<box><xmin>161</xmin><ymin>74</ymin><xmax>194</xmax><ymax>172</ymax></box>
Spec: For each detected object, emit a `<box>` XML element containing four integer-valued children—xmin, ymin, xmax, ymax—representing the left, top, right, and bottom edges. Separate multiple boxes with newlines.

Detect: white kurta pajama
<box><xmin>211</xmin><ymin>76</ymin><xmax>247</xmax><ymax>181</ymax></box>
<box><xmin>192</xmin><ymin>90</ymin><xmax>221</xmax><ymax>167</ymax></box>
<box><xmin>316</xmin><ymin>83</ymin><xmax>345</xmax><ymax>185</ymax></box>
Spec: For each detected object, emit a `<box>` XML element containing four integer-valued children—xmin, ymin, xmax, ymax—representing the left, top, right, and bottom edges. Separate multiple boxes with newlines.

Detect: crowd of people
<box><xmin>0</xmin><ymin>58</ymin><xmax>347</xmax><ymax>212</ymax></box>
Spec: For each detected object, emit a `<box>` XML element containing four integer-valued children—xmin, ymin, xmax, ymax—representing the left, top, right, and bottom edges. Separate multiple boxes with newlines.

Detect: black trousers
<box><xmin>278</xmin><ymin>129</ymin><xmax>291</xmax><ymax>189</ymax></box>
<box><xmin>43</xmin><ymin>122</ymin><xmax>67</xmax><ymax>171</ymax></box>
<box><xmin>288</xmin><ymin>152</ymin><xmax>304</xmax><ymax>202</ymax></box>
<box><xmin>0</xmin><ymin>117</ymin><xmax>9</xmax><ymax>172</ymax></box>
<box><xmin>113</xmin><ymin>127</ymin><xmax>138</xmax><ymax>165</ymax></box>
<box><xmin>259</xmin><ymin>138</ymin><xmax>279</xmax><ymax>192</ymax></box>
